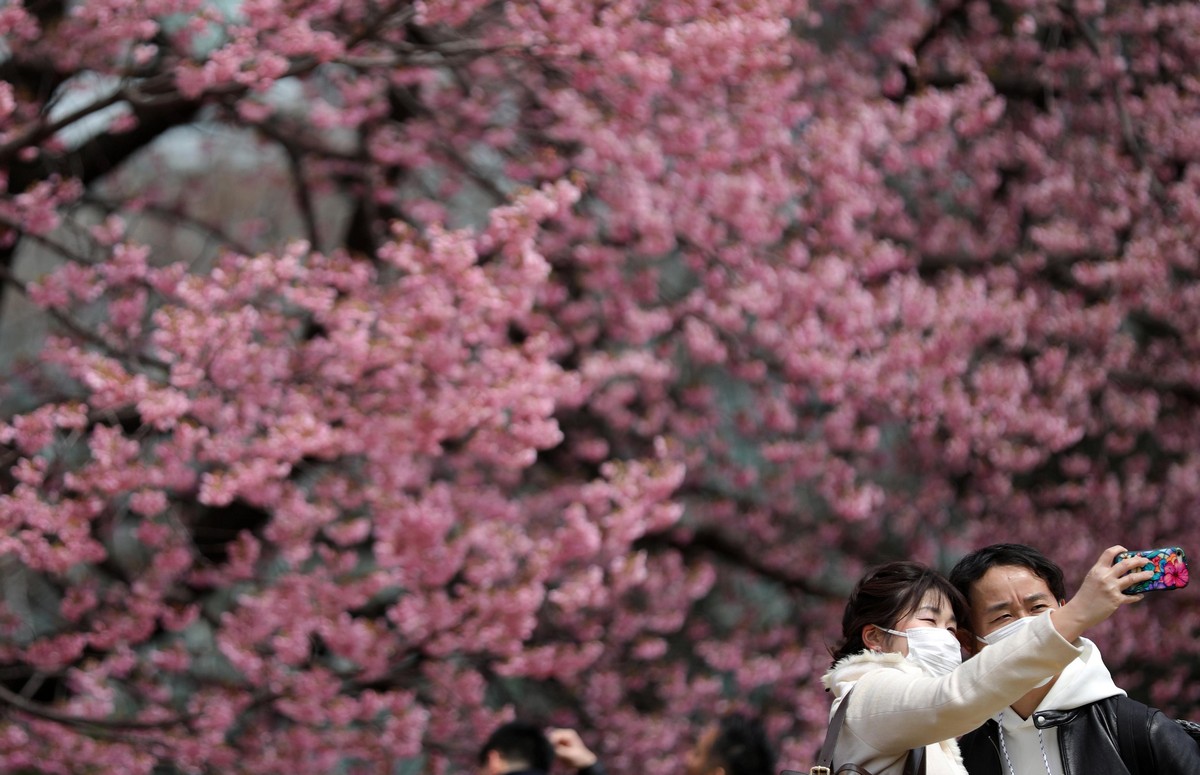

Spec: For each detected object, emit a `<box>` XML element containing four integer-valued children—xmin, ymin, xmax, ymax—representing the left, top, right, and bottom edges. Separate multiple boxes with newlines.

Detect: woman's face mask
<box><xmin>878</xmin><ymin>625</ymin><xmax>963</xmax><ymax>677</ymax></box>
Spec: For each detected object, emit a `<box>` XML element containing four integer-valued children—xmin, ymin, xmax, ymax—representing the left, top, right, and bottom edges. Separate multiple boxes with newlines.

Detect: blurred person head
<box><xmin>478</xmin><ymin>721</ymin><xmax>554</xmax><ymax>775</ymax></box>
<box><xmin>684</xmin><ymin>713</ymin><xmax>775</xmax><ymax>775</ymax></box>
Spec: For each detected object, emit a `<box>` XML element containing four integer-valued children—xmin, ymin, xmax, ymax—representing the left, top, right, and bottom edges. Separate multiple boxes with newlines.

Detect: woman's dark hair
<box><xmin>830</xmin><ymin>561</ymin><xmax>969</xmax><ymax>665</ymax></box>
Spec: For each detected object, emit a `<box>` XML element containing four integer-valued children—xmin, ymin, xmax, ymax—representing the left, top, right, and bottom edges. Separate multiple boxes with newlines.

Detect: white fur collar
<box><xmin>821</xmin><ymin>648</ymin><xmax>919</xmax><ymax>694</ymax></box>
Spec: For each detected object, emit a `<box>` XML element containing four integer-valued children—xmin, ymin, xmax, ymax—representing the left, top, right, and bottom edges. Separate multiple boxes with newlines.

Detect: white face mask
<box><xmin>879</xmin><ymin>626</ymin><xmax>963</xmax><ymax>677</ymax></box>
<box><xmin>977</xmin><ymin>614</ymin><xmax>1033</xmax><ymax>645</ymax></box>
<box><xmin>977</xmin><ymin>615</ymin><xmax>1053</xmax><ymax>688</ymax></box>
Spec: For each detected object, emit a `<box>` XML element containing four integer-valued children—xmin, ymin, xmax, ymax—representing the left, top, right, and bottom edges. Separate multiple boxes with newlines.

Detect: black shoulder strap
<box><xmin>814</xmin><ymin>689</ymin><xmax>927</xmax><ymax>775</ymax></box>
<box><xmin>813</xmin><ymin>689</ymin><xmax>855</xmax><ymax>772</ymax></box>
<box><xmin>904</xmin><ymin>742</ymin><xmax>926</xmax><ymax>775</ymax></box>
<box><xmin>1114</xmin><ymin>697</ymin><xmax>1152</xmax><ymax>775</ymax></box>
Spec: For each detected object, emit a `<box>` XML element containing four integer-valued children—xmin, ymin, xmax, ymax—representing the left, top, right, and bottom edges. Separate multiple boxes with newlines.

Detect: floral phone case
<box><xmin>1114</xmin><ymin>547</ymin><xmax>1189</xmax><ymax>594</ymax></box>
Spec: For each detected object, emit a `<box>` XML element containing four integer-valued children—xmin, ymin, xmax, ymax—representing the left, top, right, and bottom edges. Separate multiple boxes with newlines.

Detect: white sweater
<box><xmin>993</xmin><ymin>637</ymin><xmax>1124</xmax><ymax>775</ymax></box>
<box><xmin>819</xmin><ymin>613</ymin><xmax>1083</xmax><ymax>775</ymax></box>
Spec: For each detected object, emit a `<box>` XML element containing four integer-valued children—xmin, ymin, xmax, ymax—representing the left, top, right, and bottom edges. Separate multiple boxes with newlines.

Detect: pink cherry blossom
<box><xmin>0</xmin><ymin>0</ymin><xmax>1199</xmax><ymax>772</ymax></box>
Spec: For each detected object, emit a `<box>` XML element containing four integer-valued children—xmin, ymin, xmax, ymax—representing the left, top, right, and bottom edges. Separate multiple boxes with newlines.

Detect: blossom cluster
<box><xmin>0</xmin><ymin>0</ymin><xmax>1198</xmax><ymax>772</ymax></box>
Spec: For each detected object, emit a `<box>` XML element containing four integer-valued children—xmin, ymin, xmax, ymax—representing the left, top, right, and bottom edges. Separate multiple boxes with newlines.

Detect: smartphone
<box><xmin>1113</xmin><ymin>547</ymin><xmax>1189</xmax><ymax>594</ymax></box>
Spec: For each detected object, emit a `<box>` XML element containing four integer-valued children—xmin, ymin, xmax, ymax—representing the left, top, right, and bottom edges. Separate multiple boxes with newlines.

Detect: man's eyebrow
<box><xmin>982</xmin><ymin>591</ymin><xmax>1052</xmax><ymax>614</ymax></box>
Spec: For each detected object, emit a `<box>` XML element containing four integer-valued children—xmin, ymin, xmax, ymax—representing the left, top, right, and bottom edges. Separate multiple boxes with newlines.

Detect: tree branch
<box><xmin>0</xmin><ymin>681</ymin><xmax>189</xmax><ymax>730</ymax></box>
<box><xmin>636</xmin><ymin>525</ymin><xmax>840</xmax><ymax>599</ymax></box>
<box><xmin>1059</xmin><ymin>1</ymin><xmax>1148</xmax><ymax>171</ymax></box>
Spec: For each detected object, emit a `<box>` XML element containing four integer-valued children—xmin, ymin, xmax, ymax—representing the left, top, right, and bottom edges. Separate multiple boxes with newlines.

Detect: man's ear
<box><xmin>861</xmin><ymin>624</ymin><xmax>886</xmax><ymax>652</ymax></box>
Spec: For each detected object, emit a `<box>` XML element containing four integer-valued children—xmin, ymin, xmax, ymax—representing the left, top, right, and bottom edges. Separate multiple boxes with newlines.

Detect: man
<box><xmin>478</xmin><ymin>721</ymin><xmax>605</xmax><ymax>775</ymax></box>
<box><xmin>684</xmin><ymin>713</ymin><xmax>775</xmax><ymax>775</ymax></box>
<box><xmin>949</xmin><ymin>543</ymin><xmax>1197</xmax><ymax>775</ymax></box>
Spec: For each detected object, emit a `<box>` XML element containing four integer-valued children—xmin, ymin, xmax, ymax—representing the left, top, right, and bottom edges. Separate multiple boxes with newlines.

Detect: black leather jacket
<box><xmin>959</xmin><ymin>696</ymin><xmax>1197</xmax><ymax>775</ymax></box>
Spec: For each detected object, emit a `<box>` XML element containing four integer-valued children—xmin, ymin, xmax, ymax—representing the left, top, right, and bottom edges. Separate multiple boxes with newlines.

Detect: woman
<box><xmin>820</xmin><ymin>546</ymin><xmax>1152</xmax><ymax>775</ymax></box>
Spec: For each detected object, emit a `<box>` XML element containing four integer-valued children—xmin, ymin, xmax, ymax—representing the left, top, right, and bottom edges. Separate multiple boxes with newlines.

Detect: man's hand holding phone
<box><xmin>1050</xmin><ymin>546</ymin><xmax>1157</xmax><ymax>642</ymax></box>
<box><xmin>1113</xmin><ymin>546</ymin><xmax>1189</xmax><ymax>595</ymax></box>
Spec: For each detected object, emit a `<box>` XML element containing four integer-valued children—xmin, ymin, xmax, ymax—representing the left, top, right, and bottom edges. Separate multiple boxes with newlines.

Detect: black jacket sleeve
<box><xmin>1143</xmin><ymin>706</ymin><xmax>1200</xmax><ymax>774</ymax></box>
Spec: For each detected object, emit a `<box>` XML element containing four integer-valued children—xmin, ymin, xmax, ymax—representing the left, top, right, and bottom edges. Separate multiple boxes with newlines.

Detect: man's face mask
<box><xmin>977</xmin><ymin>614</ymin><xmax>1034</xmax><ymax>646</ymax></box>
<box><xmin>976</xmin><ymin>614</ymin><xmax>1053</xmax><ymax>688</ymax></box>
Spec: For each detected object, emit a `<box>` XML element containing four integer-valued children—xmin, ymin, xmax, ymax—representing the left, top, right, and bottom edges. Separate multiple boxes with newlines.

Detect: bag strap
<box><xmin>1176</xmin><ymin>718</ymin><xmax>1200</xmax><ymax>744</ymax></box>
<box><xmin>811</xmin><ymin>689</ymin><xmax>927</xmax><ymax>775</ymax></box>
<box><xmin>811</xmin><ymin>689</ymin><xmax>855</xmax><ymax>774</ymax></box>
<box><xmin>903</xmin><ymin>742</ymin><xmax>926</xmax><ymax>775</ymax></box>
<box><xmin>1114</xmin><ymin>698</ymin><xmax>1151</xmax><ymax>775</ymax></box>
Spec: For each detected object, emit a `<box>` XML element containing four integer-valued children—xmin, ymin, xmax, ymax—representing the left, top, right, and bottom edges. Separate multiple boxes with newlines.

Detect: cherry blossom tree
<box><xmin>0</xmin><ymin>0</ymin><xmax>1198</xmax><ymax>773</ymax></box>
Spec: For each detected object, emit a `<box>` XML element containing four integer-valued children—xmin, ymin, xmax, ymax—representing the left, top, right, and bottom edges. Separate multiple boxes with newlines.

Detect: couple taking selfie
<box><xmin>811</xmin><ymin>543</ymin><xmax>1196</xmax><ymax>775</ymax></box>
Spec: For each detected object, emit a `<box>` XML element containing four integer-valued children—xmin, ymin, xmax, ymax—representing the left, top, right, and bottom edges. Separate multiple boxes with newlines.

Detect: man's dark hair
<box><xmin>948</xmin><ymin>543</ymin><xmax>1067</xmax><ymax>604</ymax></box>
<box><xmin>708</xmin><ymin>714</ymin><xmax>775</xmax><ymax>775</ymax></box>
<box><xmin>831</xmin><ymin>561</ymin><xmax>970</xmax><ymax>664</ymax></box>
<box><xmin>477</xmin><ymin>721</ymin><xmax>553</xmax><ymax>771</ymax></box>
